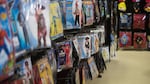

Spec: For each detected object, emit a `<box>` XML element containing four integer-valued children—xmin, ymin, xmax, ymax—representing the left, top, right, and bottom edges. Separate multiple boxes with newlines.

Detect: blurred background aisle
<box><xmin>87</xmin><ymin>51</ymin><xmax>150</xmax><ymax>84</ymax></box>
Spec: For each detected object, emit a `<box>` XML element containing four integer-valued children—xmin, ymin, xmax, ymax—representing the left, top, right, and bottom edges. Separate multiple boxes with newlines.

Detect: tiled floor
<box><xmin>87</xmin><ymin>51</ymin><xmax>150</xmax><ymax>84</ymax></box>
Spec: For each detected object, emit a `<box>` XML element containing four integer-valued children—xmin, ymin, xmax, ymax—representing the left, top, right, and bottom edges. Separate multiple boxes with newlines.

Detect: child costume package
<box><xmin>56</xmin><ymin>41</ymin><xmax>73</xmax><ymax>70</ymax></box>
<box><xmin>0</xmin><ymin>1</ymin><xmax>15</xmax><ymax>81</ymax></box>
<box><xmin>119</xmin><ymin>32</ymin><xmax>132</xmax><ymax>47</ymax></box>
<box><xmin>66</xmin><ymin>0</ymin><xmax>82</xmax><ymax>29</ymax></box>
<box><xmin>77</xmin><ymin>35</ymin><xmax>91</xmax><ymax>59</ymax></box>
<box><xmin>14</xmin><ymin>57</ymin><xmax>34</xmax><ymax>84</ymax></box>
<box><xmin>119</xmin><ymin>13</ymin><xmax>132</xmax><ymax>29</ymax></box>
<box><xmin>47</xmin><ymin>49</ymin><xmax>57</xmax><ymax>79</ymax></box>
<box><xmin>90</xmin><ymin>33</ymin><xmax>99</xmax><ymax>55</ymax></box>
<box><xmin>59</xmin><ymin>0</ymin><xmax>66</xmax><ymax>29</ymax></box>
<box><xmin>26</xmin><ymin>0</ymin><xmax>51</xmax><ymax>48</ymax></box>
<box><xmin>8</xmin><ymin>0</ymin><xmax>30</xmax><ymax>53</ymax></box>
<box><xmin>134</xmin><ymin>32</ymin><xmax>147</xmax><ymax>48</ymax></box>
<box><xmin>82</xmin><ymin>0</ymin><xmax>94</xmax><ymax>26</ymax></box>
<box><xmin>35</xmin><ymin>58</ymin><xmax>54</xmax><ymax>84</ymax></box>
<box><xmin>50</xmin><ymin>1</ymin><xmax>64</xmax><ymax>40</ymax></box>
<box><xmin>133</xmin><ymin>14</ymin><xmax>146</xmax><ymax>30</ymax></box>
<box><xmin>87</xmin><ymin>57</ymin><xmax>99</xmax><ymax>79</ymax></box>
<box><xmin>100</xmin><ymin>46</ymin><xmax>110</xmax><ymax>62</ymax></box>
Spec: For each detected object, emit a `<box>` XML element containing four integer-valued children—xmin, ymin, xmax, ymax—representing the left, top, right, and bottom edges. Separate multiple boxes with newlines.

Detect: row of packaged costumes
<box><xmin>0</xmin><ymin>0</ymin><xmax>105</xmax><ymax>68</ymax></box>
<box><xmin>118</xmin><ymin>0</ymin><xmax>150</xmax><ymax>12</ymax></box>
<box><xmin>119</xmin><ymin>13</ymin><xmax>150</xmax><ymax>30</ymax></box>
<box><xmin>0</xmin><ymin>24</ymin><xmax>106</xmax><ymax>81</ymax></box>
<box><xmin>119</xmin><ymin>32</ymin><xmax>150</xmax><ymax>49</ymax></box>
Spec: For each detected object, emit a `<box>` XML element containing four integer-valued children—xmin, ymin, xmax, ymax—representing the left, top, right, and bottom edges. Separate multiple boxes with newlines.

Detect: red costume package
<box><xmin>133</xmin><ymin>14</ymin><xmax>146</xmax><ymax>30</ymax></box>
<box><xmin>145</xmin><ymin>0</ymin><xmax>150</xmax><ymax>2</ymax></box>
<box><xmin>134</xmin><ymin>32</ymin><xmax>147</xmax><ymax>49</ymax></box>
<box><xmin>119</xmin><ymin>32</ymin><xmax>132</xmax><ymax>47</ymax></box>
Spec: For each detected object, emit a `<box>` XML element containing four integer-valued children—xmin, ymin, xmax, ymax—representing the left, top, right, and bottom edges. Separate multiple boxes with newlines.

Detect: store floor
<box><xmin>87</xmin><ymin>50</ymin><xmax>150</xmax><ymax>84</ymax></box>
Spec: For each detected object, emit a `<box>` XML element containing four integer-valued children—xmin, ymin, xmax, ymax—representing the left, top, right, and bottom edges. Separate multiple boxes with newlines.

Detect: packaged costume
<box><xmin>56</xmin><ymin>41</ymin><xmax>73</xmax><ymax>70</ymax></box>
<box><xmin>59</xmin><ymin>0</ymin><xmax>66</xmax><ymax>29</ymax></box>
<box><xmin>0</xmin><ymin>2</ymin><xmax>15</xmax><ymax>81</ymax></box>
<box><xmin>26</xmin><ymin>0</ymin><xmax>51</xmax><ymax>48</ymax></box>
<box><xmin>82</xmin><ymin>0</ymin><xmax>94</xmax><ymax>26</ymax></box>
<box><xmin>90</xmin><ymin>33</ymin><xmax>99</xmax><ymax>54</ymax></box>
<box><xmin>133</xmin><ymin>14</ymin><xmax>146</xmax><ymax>30</ymax></box>
<box><xmin>14</xmin><ymin>57</ymin><xmax>34</xmax><ymax>84</ymax></box>
<box><xmin>9</xmin><ymin>0</ymin><xmax>30</xmax><ymax>53</ymax></box>
<box><xmin>87</xmin><ymin>57</ymin><xmax>99</xmax><ymax>79</ymax></box>
<box><xmin>35</xmin><ymin>58</ymin><xmax>54</xmax><ymax>84</ymax></box>
<box><xmin>100</xmin><ymin>46</ymin><xmax>110</xmax><ymax>62</ymax></box>
<box><xmin>77</xmin><ymin>35</ymin><xmax>91</xmax><ymax>59</ymax></box>
<box><xmin>66</xmin><ymin>0</ymin><xmax>82</xmax><ymax>29</ymax></box>
<box><xmin>134</xmin><ymin>32</ymin><xmax>147</xmax><ymax>48</ymax></box>
<box><xmin>50</xmin><ymin>1</ymin><xmax>64</xmax><ymax>40</ymax></box>
<box><xmin>119</xmin><ymin>32</ymin><xmax>132</xmax><ymax>47</ymax></box>
<box><xmin>119</xmin><ymin>13</ymin><xmax>132</xmax><ymax>29</ymax></box>
<box><xmin>147</xmin><ymin>35</ymin><xmax>150</xmax><ymax>48</ymax></box>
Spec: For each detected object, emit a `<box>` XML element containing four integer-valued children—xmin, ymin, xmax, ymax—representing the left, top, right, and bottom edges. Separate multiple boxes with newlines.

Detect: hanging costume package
<box><xmin>0</xmin><ymin>2</ymin><xmax>15</xmax><ymax>81</ymax></box>
<box><xmin>50</xmin><ymin>1</ymin><xmax>64</xmax><ymax>40</ymax></box>
<box><xmin>100</xmin><ymin>46</ymin><xmax>110</xmax><ymax>62</ymax></box>
<box><xmin>32</xmin><ymin>65</ymin><xmax>42</xmax><ymax>84</ymax></box>
<box><xmin>34</xmin><ymin>58</ymin><xmax>54</xmax><ymax>84</ymax></box>
<box><xmin>82</xmin><ymin>0</ymin><xmax>94</xmax><ymax>26</ymax></box>
<box><xmin>9</xmin><ymin>0</ymin><xmax>30</xmax><ymax>54</ymax></box>
<box><xmin>87</xmin><ymin>57</ymin><xmax>99</xmax><ymax>79</ymax></box>
<box><xmin>66</xmin><ymin>0</ymin><xmax>82</xmax><ymax>29</ymax></box>
<box><xmin>47</xmin><ymin>49</ymin><xmax>57</xmax><ymax>83</ymax></box>
<box><xmin>119</xmin><ymin>32</ymin><xmax>132</xmax><ymax>47</ymax></box>
<box><xmin>26</xmin><ymin>0</ymin><xmax>51</xmax><ymax>48</ymax></box>
<box><xmin>90</xmin><ymin>33</ymin><xmax>99</xmax><ymax>55</ymax></box>
<box><xmin>14</xmin><ymin>57</ymin><xmax>34</xmax><ymax>84</ymax></box>
<box><xmin>92</xmin><ymin>0</ymin><xmax>100</xmax><ymax>23</ymax></box>
<box><xmin>119</xmin><ymin>13</ymin><xmax>132</xmax><ymax>29</ymax></box>
<box><xmin>133</xmin><ymin>14</ymin><xmax>146</xmax><ymax>30</ymax></box>
<box><xmin>134</xmin><ymin>33</ymin><xmax>147</xmax><ymax>49</ymax></box>
<box><xmin>59</xmin><ymin>0</ymin><xmax>66</xmax><ymax>29</ymax></box>
<box><xmin>77</xmin><ymin>35</ymin><xmax>91</xmax><ymax>59</ymax></box>
<box><xmin>56</xmin><ymin>41</ymin><xmax>73</xmax><ymax>70</ymax></box>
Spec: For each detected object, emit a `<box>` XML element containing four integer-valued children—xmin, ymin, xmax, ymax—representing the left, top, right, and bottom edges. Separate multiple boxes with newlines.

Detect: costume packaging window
<box><xmin>82</xmin><ymin>0</ymin><xmax>94</xmax><ymax>26</ymax></box>
<box><xmin>66</xmin><ymin>0</ymin><xmax>82</xmax><ymax>29</ymax></box>
<box><xmin>56</xmin><ymin>41</ymin><xmax>73</xmax><ymax>70</ymax></box>
<box><xmin>0</xmin><ymin>2</ymin><xmax>15</xmax><ymax>81</ymax></box>
<box><xmin>119</xmin><ymin>13</ymin><xmax>132</xmax><ymax>29</ymax></box>
<box><xmin>133</xmin><ymin>14</ymin><xmax>146</xmax><ymax>30</ymax></box>
<box><xmin>119</xmin><ymin>32</ymin><xmax>132</xmax><ymax>47</ymax></box>
<box><xmin>134</xmin><ymin>32</ymin><xmax>147</xmax><ymax>49</ymax></box>
<box><xmin>50</xmin><ymin>1</ymin><xmax>64</xmax><ymax>40</ymax></box>
<box><xmin>25</xmin><ymin>0</ymin><xmax>51</xmax><ymax>48</ymax></box>
<box><xmin>14</xmin><ymin>57</ymin><xmax>34</xmax><ymax>84</ymax></box>
<box><xmin>34</xmin><ymin>58</ymin><xmax>54</xmax><ymax>84</ymax></box>
<box><xmin>77</xmin><ymin>34</ymin><xmax>91</xmax><ymax>59</ymax></box>
<box><xmin>100</xmin><ymin>46</ymin><xmax>110</xmax><ymax>62</ymax></box>
<box><xmin>90</xmin><ymin>33</ymin><xmax>99</xmax><ymax>55</ymax></box>
<box><xmin>87</xmin><ymin>57</ymin><xmax>99</xmax><ymax>79</ymax></box>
